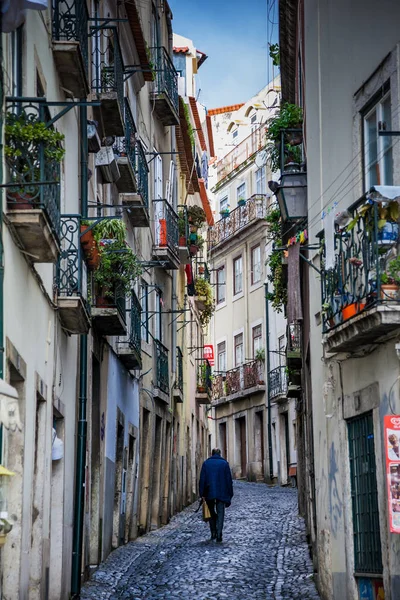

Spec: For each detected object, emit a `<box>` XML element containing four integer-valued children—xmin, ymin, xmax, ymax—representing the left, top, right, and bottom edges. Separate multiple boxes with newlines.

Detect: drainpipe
<box><xmin>71</xmin><ymin>104</ymin><xmax>88</xmax><ymax>595</ymax></box>
<box><xmin>265</xmin><ymin>283</ymin><xmax>273</xmax><ymax>482</ymax></box>
<box><xmin>0</xmin><ymin>14</ymin><xmax>4</xmax><ymax>461</ymax></box>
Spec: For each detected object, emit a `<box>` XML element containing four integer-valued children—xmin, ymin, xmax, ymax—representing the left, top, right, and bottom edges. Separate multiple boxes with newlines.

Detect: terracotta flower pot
<box><xmin>341</xmin><ymin>303</ymin><xmax>358</xmax><ymax>321</ymax></box>
<box><xmin>381</xmin><ymin>284</ymin><xmax>399</xmax><ymax>300</ymax></box>
<box><xmin>189</xmin><ymin>244</ymin><xmax>199</xmax><ymax>256</ymax></box>
<box><xmin>7</xmin><ymin>191</ymin><xmax>34</xmax><ymax>210</ymax></box>
<box><xmin>179</xmin><ymin>236</ymin><xmax>187</xmax><ymax>247</ymax></box>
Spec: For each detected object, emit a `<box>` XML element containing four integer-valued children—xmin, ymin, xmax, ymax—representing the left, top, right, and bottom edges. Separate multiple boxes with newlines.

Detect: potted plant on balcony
<box><xmin>255</xmin><ymin>348</ymin><xmax>265</xmax><ymax>383</ymax></box>
<box><xmin>187</xmin><ymin>205</ymin><xmax>206</xmax><ymax>228</ymax></box>
<box><xmin>238</xmin><ymin>197</ymin><xmax>246</xmax><ymax>207</ymax></box>
<box><xmin>194</xmin><ymin>278</ymin><xmax>215</xmax><ymax>326</ymax></box>
<box><xmin>265</xmin><ymin>103</ymin><xmax>303</xmax><ymax>172</ymax></box>
<box><xmin>220</xmin><ymin>207</ymin><xmax>230</xmax><ymax>219</ymax></box>
<box><xmin>197</xmin><ymin>363</ymin><xmax>209</xmax><ymax>393</ymax></box>
<box><xmin>178</xmin><ymin>211</ymin><xmax>187</xmax><ymax>247</ymax></box>
<box><xmin>80</xmin><ymin>219</ymin><xmax>100</xmax><ymax>270</ymax></box>
<box><xmin>92</xmin><ymin>219</ymin><xmax>142</xmax><ymax>304</ymax></box>
<box><xmin>381</xmin><ymin>256</ymin><xmax>400</xmax><ymax>300</ymax></box>
<box><xmin>5</xmin><ymin>111</ymin><xmax>65</xmax><ymax>208</ymax></box>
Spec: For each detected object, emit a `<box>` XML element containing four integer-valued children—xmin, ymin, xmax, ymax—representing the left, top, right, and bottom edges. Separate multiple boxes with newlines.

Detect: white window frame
<box><xmin>234</xmin><ymin>332</ymin><xmax>244</xmax><ymax>367</ymax></box>
<box><xmin>237</xmin><ymin>182</ymin><xmax>246</xmax><ymax>203</ymax></box>
<box><xmin>217</xmin><ymin>341</ymin><xmax>227</xmax><ymax>373</ymax></box>
<box><xmin>233</xmin><ymin>255</ymin><xmax>243</xmax><ymax>297</ymax></box>
<box><xmin>252</xmin><ymin>324</ymin><xmax>263</xmax><ymax>358</ymax></box>
<box><xmin>363</xmin><ymin>91</ymin><xmax>393</xmax><ymax>189</ymax></box>
<box><xmin>255</xmin><ymin>166</ymin><xmax>266</xmax><ymax>195</ymax></box>
<box><xmin>216</xmin><ymin>265</ymin><xmax>226</xmax><ymax>305</ymax></box>
<box><xmin>220</xmin><ymin>195</ymin><xmax>229</xmax><ymax>213</ymax></box>
<box><xmin>251</xmin><ymin>244</ymin><xmax>262</xmax><ymax>286</ymax></box>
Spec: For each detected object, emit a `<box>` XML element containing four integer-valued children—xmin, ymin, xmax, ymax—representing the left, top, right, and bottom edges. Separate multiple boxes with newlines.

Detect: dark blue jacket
<box><xmin>199</xmin><ymin>455</ymin><xmax>234</xmax><ymax>504</ymax></box>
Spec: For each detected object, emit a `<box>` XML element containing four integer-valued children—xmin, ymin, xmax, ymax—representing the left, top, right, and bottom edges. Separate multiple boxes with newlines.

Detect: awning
<box><xmin>199</xmin><ymin>178</ymin><xmax>214</xmax><ymax>226</ymax></box>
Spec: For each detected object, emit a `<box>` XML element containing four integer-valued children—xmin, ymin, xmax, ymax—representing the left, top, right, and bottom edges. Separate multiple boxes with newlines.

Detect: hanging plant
<box><xmin>187</xmin><ymin>205</ymin><xmax>206</xmax><ymax>228</ymax></box>
<box><xmin>268</xmin><ymin>43</ymin><xmax>280</xmax><ymax>67</ymax></box>
<box><xmin>194</xmin><ymin>278</ymin><xmax>215</xmax><ymax>326</ymax></box>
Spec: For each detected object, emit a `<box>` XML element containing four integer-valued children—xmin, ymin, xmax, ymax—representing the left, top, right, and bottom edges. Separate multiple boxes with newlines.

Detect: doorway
<box><xmin>151</xmin><ymin>416</ymin><xmax>162</xmax><ymax>528</ymax></box>
<box><xmin>219</xmin><ymin>422</ymin><xmax>227</xmax><ymax>460</ymax></box>
<box><xmin>235</xmin><ymin>416</ymin><xmax>247</xmax><ymax>478</ymax></box>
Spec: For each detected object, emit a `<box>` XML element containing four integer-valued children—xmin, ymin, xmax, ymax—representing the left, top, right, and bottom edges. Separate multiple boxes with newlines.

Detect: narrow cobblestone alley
<box><xmin>80</xmin><ymin>482</ymin><xmax>320</xmax><ymax>600</ymax></box>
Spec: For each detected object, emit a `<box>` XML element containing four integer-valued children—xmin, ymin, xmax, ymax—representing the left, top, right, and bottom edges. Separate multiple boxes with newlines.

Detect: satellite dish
<box><xmin>255</xmin><ymin>149</ymin><xmax>268</xmax><ymax>169</ymax></box>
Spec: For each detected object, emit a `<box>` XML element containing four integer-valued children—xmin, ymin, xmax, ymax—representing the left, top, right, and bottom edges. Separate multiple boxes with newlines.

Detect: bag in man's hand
<box><xmin>202</xmin><ymin>500</ymin><xmax>211</xmax><ymax>522</ymax></box>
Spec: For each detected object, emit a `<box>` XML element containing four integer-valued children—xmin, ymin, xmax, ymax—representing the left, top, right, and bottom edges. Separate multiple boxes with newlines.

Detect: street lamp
<box><xmin>270</xmin><ymin>164</ymin><xmax>307</xmax><ymax>222</ymax></box>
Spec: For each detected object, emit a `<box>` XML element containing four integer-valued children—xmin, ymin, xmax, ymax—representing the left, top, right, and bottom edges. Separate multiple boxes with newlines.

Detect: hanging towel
<box><xmin>185</xmin><ymin>264</ymin><xmax>195</xmax><ymax>296</ymax></box>
<box><xmin>287</xmin><ymin>242</ymin><xmax>303</xmax><ymax>323</ymax></box>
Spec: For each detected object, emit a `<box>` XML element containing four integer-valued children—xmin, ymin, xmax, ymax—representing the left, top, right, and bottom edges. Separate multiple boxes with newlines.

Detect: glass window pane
<box><xmin>251</xmin><ymin>246</ymin><xmax>261</xmax><ymax>284</ymax></box>
<box><xmin>382</xmin><ymin>96</ymin><xmax>393</xmax><ymax>185</ymax></box>
<box><xmin>217</xmin><ymin>266</ymin><xmax>226</xmax><ymax>304</ymax></box>
<box><xmin>217</xmin><ymin>342</ymin><xmax>226</xmax><ymax>372</ymax></box>
<box><xmin>220</xmin><ymin>196</ymin><xmax>228</xmax><ymax>212</ymax></box>
<box><xmin>234</xmin><ymin>257</ymin><xmax>243</xmax><ymax>295</ymax></box>
<box><xmin>234</xmin><ymin>334</ymin><xmax>243</xmax><ymax>366</ymax></box>
<box><xmin>237</xmin><ymin>183</ymin><xmax>246</xmax><ymax>202</ymax></box>
<box><xmin>365</xmin><ymin>110</ymin><xmax>378</xmax><ymax>187</ymax></box>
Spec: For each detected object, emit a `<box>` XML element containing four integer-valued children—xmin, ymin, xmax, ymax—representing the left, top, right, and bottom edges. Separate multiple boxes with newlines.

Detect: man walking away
<box><xmin>199</xmin><ymin>448</ymin><xmax>233</xmax><ymax>543</ymax></box>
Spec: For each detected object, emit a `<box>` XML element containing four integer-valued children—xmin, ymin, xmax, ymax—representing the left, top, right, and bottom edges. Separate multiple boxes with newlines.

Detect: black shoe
<box><xmin>216</xmin><ymin>536</ymin><xmax>222</xmax><ymax>543</ymax></box>
<box><xmin>211</xmin><ymin>532</ymin><xmax>217</xmax><ymax>540</ymax></box>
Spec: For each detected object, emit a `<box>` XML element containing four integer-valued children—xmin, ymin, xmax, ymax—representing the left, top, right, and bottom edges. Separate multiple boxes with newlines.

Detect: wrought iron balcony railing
<box><xmin>52</xmin><ymin>0</ymin><xmax>89</xmax><ymax>74</ymax></box>
<box><xmin>154</xmin><ymin>340</ymin><xmax>169</xmax><ymax>394</ymax></box>
<box><xmin>287</xmin><ymin>322</ymin><xmax>302</xmax><ymax>368</ymax></box>
<box><xmin>93</xmin><ymin>283</ymin><xmax>126</xmax><ymax>324</ymax></box>
<box><xmin>321</xmin><ymin>196</ymin><xmax>400</xmax><ymax>333</ymax></box>
<box><xmin>208</xmin><ymin>194</ymin><xmax>268</xmax><ymax>251</ymax></box>
<box><xmin>268</xmin><ymin>366</ymin><xmax>288</xmax><ymax>399</ymax></box>
<box><xmin>114</xmin><ymin>98</ymin><xmax>137</xmax><ymax>171</ymax></box>
<box><xmin>135</xmin><ymin>141</ymin><xmax>149</xmax><ymax>208</ymax></box>
<box><xmin>91</xmin><ymin>26</ymin><xmax>124</xmax><ymax>112</ymax></box>
<box><xmin>175</xmin><ymin>347</ymin><xmax>184</xmax><ymax>394</ymax></box>
<box><xmin>154</xmin><ymin>199</ymin><xmax>179</xmax><ymax>252</ymax></box>
<box><xmin>57</xmin><ymin>215</ymin><xmax>87</xmax><ymax>300</ymax></box>
<box><xmin>216</xmin><ymin>125</ymin><xmax>267</xmax><ymax>183</ymax></box>
<box><xmin>5</xmin><ymin>99</ymin><xmax>61</xmax><ymax>240</ymax></box>
<box><xmin>197</xmin><ymin>360</ymin><xmax>212</xmax><ymax>393</ymax></box>
<box><xmin>212</xmin><ymin>360</ymin><xmax>264</xmax><ymax>401</ymax></box>
<box><xmin>150</xmin><ymin>46</ymin><xmax>179</xmax><ymax>116</ymax></box>
<box><xmin>127</xmin><ymin>290</ymin><xmax>142</xmax><ymax>355</ymax></box>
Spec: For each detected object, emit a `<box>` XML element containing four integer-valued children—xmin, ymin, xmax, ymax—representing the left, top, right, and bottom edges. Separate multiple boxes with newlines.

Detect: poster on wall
<box><xmin>203</xmin><ymin>345</ymin><xmax>214</xmax><ymax>366</ymax></box>
<box><xmin>384</xmin><ymin>415</ymin><xmax>400</xmax><ymax>533</ymax></box>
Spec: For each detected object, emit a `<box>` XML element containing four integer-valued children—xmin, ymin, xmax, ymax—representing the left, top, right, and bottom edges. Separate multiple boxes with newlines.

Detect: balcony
<box><xmin>153</xmin><ymin>340</ymin><xmax>169</xmax><ymax>402</ymax></box>
<box><xmin>196</xmin><ymin>360</ymin><xmax>212</xmax><ymax>404</ymax></box>
<box><xmin>208</xmin><ymin>194</ymin><xmax>268</xmax><ymax>252</ymax></box>
<box><xmin>149</xmin><ymin>47</ymin><xmax>179</xmax><ymax>126</ymax></box>
<box><xmin>321</xmin><ymin>192</ymin><xmax>400</xmax><ymax>353</ymax></box>
<box><xmin>153</xmin><ymin>199</ymin><xmax>180</xmax><ymax>269</ymax></box>
<box><xmin>5</xmin><ymin>100</ymin><xmax>61</xmax><ymax>263</ymax></box>
<box><xmin>117</xmin><ymin>290</ymin><xmax>142</xmax><ymax>370</ymax></box>
<box><xmin>268</xmin><ymin>366</ymin><xmax>288</xmax><ymax>401</ymax></box>
<box><xmin>212</xmin><ymin>360</ymin><xmax>265</xmax><ymax>405</ymax></box>
<box><xmin>215</xmin><ymin>125</ymin><xmax>267</xmax><ymax>185</ymax></box>
<box><xmin>52</xmin><ymin>0</ymin><xmax>89</xmax><ymax>98</ymax></box>
<box><xmin>91</xmin><ymin>285</ymin><xmax>127</xmax><ymax>336</ymax></box>
<box><xmin>173</xmin><ymin>347</ymin><xmax>184</xmax><ymax>402</ymax></box>
<box><xmin>114</xmin><ymin>99</ymin><xmax>138</xmax><ymax>194</ymax></box>
<box><xmin>91</xmin><ymin>27</ymin><xmax>124</xmax><ymax>136</ymax></box>
<box><xmin>56</xmin><ymin>216</ymin><xmax>91</xmax><ymax>334</ymax></box>
<box><xmin>287</xmin><ymin>322</ymin><xmax>302</xmax><ymax>369</ymax></box>
<box><xmin>122</xmin><ymin>141</ymin><xmax>150</xmax><ymax>228</ymax></box>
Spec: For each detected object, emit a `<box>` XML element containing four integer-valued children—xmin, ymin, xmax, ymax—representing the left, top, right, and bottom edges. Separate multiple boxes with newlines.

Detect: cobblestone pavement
<box><xmin>81</xmin><ymin>481</ymin><xmax>320</xmax><ymax>600</ymax></box>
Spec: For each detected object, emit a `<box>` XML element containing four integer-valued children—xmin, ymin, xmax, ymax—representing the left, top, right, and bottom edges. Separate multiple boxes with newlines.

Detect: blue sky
<box><xmin>169</xmin><ymin>0</ymin><xmax>278</xmax><ymax>109</ymax></box>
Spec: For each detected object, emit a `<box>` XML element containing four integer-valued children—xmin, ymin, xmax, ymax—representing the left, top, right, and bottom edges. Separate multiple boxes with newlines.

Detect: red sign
<box><xmin>384</xmin><ymin>415</ymin><xmax>400</xmax><ymax>533</ymax></box>
<box><xmin>203</xmin><ymin>344</ymin><xmax>214</xmax><ymax>366</ymax></box>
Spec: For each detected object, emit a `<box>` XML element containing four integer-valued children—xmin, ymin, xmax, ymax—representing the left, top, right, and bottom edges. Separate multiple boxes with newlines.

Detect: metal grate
<box><xmin>348</xmin><ymin>412</ymin><xmax>382</xmax><ymax>574</ymax></box>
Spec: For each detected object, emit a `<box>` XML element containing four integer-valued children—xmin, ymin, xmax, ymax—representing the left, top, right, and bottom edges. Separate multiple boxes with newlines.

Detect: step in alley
<box><xmin>80</xmin><ymin>481</ymin><xmax>320</xmax><ymax>600</ymax></box>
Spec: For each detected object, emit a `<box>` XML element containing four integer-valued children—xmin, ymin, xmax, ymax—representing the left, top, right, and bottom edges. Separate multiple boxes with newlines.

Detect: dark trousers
<box><xmin>206</xmin><ymin>499</ymin><xmax>225</xmax><ymax>539</ymax></box>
